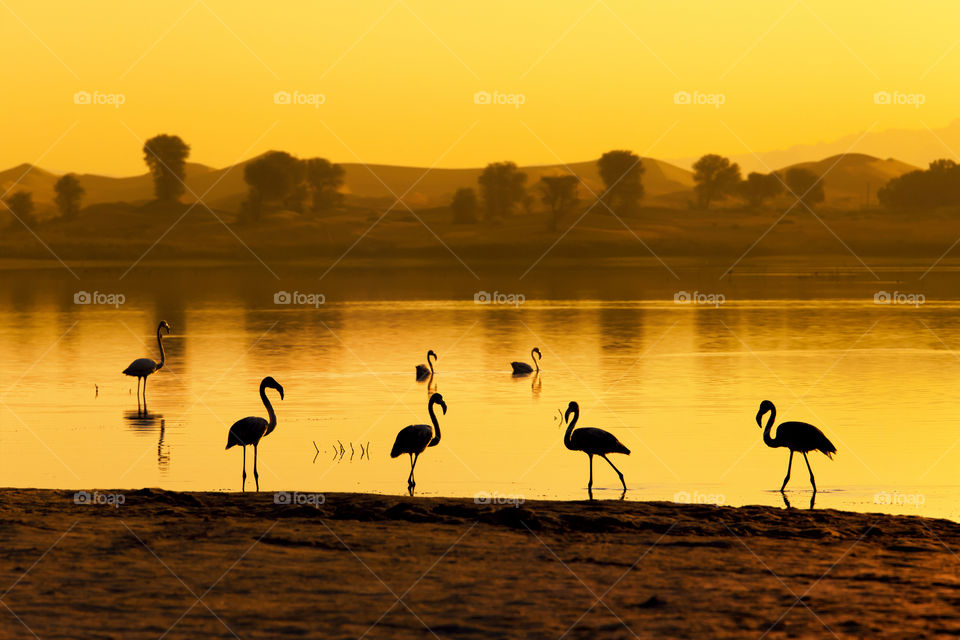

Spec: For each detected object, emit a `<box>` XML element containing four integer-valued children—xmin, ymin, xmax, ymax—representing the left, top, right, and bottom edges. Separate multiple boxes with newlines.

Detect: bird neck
<box><xmin>563</xmin><ymin>409</ymin><xmax>578</xmax><ymax>450</ymax></box>
<box><xmin>156</xmin><ymin>325</ymin><xmax>166</xmax><ymax>369</ymax></box>
<box><xmin>531</xmin><ymin>349</ymin><xmax>539</xmax><ymax>372</ymax></box>
<box><xmin>427</xmin><ymin>400</ymin><xmax>441</xmax><ymax>446</ymax></box>
<box><xmin>428</xmin><ymin>351</ymin><xmax>435</xmax><ymax>373</ymax></box>
<box><xmin>261</xmin><ymin>383</ymin><xmax>277</xmax><ymax>430</ymax></box>
<box><xmin>762</xmin><ymin>407</ymin><xmax>777</xmax><ymax>447</ymax></box>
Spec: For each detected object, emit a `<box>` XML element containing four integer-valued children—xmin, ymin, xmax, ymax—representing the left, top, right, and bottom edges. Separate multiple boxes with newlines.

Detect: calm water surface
<box><xmin>2</xmin><ymin>264</ymin><xmax>960</xmax><ymax>520</ymax></box>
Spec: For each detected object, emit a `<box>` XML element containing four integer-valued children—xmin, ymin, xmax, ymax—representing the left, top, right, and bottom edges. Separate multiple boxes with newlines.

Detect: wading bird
<box><xmin>563</xmin><ymin>401</ymin><xmax>630</xmax><ymax>499</ymax></box>
<box><xmin>511</xmin><ymin>347</ymin><xmax>541</xmax><ymax>375</ymax></box>
<box><xmin>415</xmin><ymin>350</ymin><xmax>437</xmax><ymax>381</ymax></box>
<box><xmin>391</xmin><ymin>393</ymin><xmax>447</xmax><ymax>492</ymax></box>
<box><xmin>756</xmin><ymin>399</ymin><xmax>836</xmax><ymax>493</ymax></box>
<box><xmin>225</xmin><ymin>376</ymin><xmax>284</xmax><ymax>492</ymax></box>
<box><xmin>122</xmin><ymin>320</ymin><xmax>171</xmax><ymax>404</ymax></box>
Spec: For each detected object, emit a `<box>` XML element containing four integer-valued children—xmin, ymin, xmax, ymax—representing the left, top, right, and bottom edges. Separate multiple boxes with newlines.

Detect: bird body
<box><xmin>122</xmin><ymin>320</ymin><xmax>171</xmax><ymax>405</ymax></box>
<box><xmin>226</xmin><ymin>376</ymin><xmax>284</xmax><ymax>491</ymax></box>
<box><xmin>563</xmin><ymin>401</ymin><xmax>630</xmax><ymax>498</ymax></box>
<box><xmin>511</xmin><ymin>347</ymin><xmax>541</xmax><ymax>375</ymax></box>
<box><xmin>416</xmin><ymin>350</ymin><xmax>437</xmax><ymax>381</ymax></box>
<box><xmin>391</xmin><ymin>392</ymin><xmax>446</xmax><ymax>490</ymax></box>
<box><xmin>756</xmin><ymin>400</ymin><xmax>836</xmax><ymax>493</ymax></box>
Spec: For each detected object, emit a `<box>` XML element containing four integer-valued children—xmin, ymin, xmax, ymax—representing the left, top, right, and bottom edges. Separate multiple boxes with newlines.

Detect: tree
<box><xmin>242</xmin><ymin>151</ymin><xmax>306</xmax><ymax>220</ymax></box>
<box><xmin>693</xmin><ymin>154</ymin><xmax>741</xmax><ymax>209</ymax></box>
<box><xmin>304</xmin><ymin>157</ymin><xmax>345</xmax><ymax>214</ymax></box>
<box><xmin>450</xmin><ymin>187</ymin><xmax>478</xmax><ymax>224</ymax></box>
<box><xmin>597</xmin><ymin>150</ymin><xmax>644</xmax><ymax>216</ymax></box>
<box><xmin>540</xmin><ymin>175</ymin><xmax>579</xmax><ymax>232</ymax></box>
<box><xmin>4</xmin><ymin>191</ymin><xmax>35</xmax><ymax>225</ymax></box>
<box><xmin>878</xmin><ymin>159</ymin><xmax>960</xmax><ymax>210</ymax></box>
<box><xmin>738</xmin><ymin>172</ymin><xmax>782</xmax><ymax>208</ymax></box>
<box><xmin>784</xmin><ymin>167</ymin><xmax>825</xmax><ymax>208</ymax></box>
<box><xmin>54</xmin><ymin>174</ymin><xmax>85</xmax><ymax>219</ymax></box>
<box><xmin>143</xmin><ymin>134</ymin><xmax>190</xmax><ymax>202</ymax></box>
<box><xmin>478</xmin><ymin>162</ymin><xmax>526</xmax><ymax>221</ymax></box>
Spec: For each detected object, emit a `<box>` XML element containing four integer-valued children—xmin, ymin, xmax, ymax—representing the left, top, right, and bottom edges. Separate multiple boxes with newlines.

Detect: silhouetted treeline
<box><xmin>878</xmin><ymin>159</ymin><xmax>960</xmax><ymax>210</ymax></box>
<box><xmin>242</xmin><ymin>151</ymin><xmax>344</xmax><ymax>221</ymax></box>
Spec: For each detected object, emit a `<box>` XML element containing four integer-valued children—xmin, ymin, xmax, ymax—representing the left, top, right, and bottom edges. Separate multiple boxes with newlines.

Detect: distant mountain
<box><xmin>670</xmin><ymin>120</ymin><xmax>960</xmax><ymax>174</ymax></box>
<box><xmin>0</xmin><ymin>156</ymin><xmax>695</xmax><ymax>212</ymax></box>
<box><xmin>775</xmin><ymin>154</ymin><xmax>919</xmax><ymax>208</ymax></box>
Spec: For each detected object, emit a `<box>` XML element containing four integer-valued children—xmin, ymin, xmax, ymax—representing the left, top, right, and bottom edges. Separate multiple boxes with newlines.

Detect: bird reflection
<box><xmin>531</xmin><ymin>372</ymin><xmax>542</xmax><ymax>397</ymax></box>
<box><xmin>426</xmin><ymin>372</ymin><xmax>437</xmax><ymax>395</ymax></box>
<box><xmin>123</xmin><ymin>410</ymin><xmax>169</xmax><ymax>471</ymax></box>
<box><xmin>780</xmin><ymin>492</ymin><xmax>816</xmax><ymax>510</ymax></box>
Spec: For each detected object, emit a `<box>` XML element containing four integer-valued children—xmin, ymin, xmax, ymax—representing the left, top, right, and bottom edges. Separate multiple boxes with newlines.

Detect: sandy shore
<box><xmin>0</xmin><ymin>489</ymin><xmax>958</xmax><ymax>639</ymax></box>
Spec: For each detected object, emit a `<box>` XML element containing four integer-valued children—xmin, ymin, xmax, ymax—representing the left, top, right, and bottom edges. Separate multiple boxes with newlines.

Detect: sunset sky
<box><xmin>2</xmin><ymin>0</ymin><xmax>958</xmax><ymax>175</ymax></box>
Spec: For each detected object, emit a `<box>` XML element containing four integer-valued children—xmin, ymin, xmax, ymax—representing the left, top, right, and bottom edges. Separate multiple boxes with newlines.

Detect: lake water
<box><xmin>2</xmin><ymin>262</ymin><xmax>960</xmax><ymax>520</ymax></box>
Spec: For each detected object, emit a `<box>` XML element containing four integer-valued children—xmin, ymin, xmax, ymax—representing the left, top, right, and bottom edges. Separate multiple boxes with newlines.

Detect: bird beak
<box><xmin>755</xmin><ymin>410</ymin><xmax>764</xmax><ymax>428</ymax></box>
<box><xmin>278</xmin><ymin>387</ymin><xmax>285</xmax><ymax>400</ymax></box>
<box><xmin>441</xmin><ymin>402</ymin><xmax>447</xmax><ymax>414</ymax></box>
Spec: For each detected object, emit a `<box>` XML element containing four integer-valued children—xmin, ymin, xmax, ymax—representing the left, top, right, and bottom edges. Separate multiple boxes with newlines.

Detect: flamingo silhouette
<box><xmin>225</xmin><ymin>377</ymin><xmax>284</xmax><ymax>492</ymax></box>
<box><xmin>757</xmin><ymin>400</ymin><xmax>836</xmax><ymax>493</ymax></box>
<box><xmin>390</xmin><ymin>392</ymin><xmax>447</xmax><ymax>492</ymax></box>
<box><xmin>415</xmin><ymin>350</ymin><xmax>437</xmax><ymax>381</ymax></box>
<box><xmin>563</xmin><ymin>401</ymin><xmax>630</xmax><ymax>499</ymax></box>
<box><xmin>511</xmin><ymin>347</ymin><xmax>541</xmax><ymax>375</ymax></box>
<box><xmin>122</xmin><ymin>320</ymin><xmax>171</xmax><ymax>405</ymax></box>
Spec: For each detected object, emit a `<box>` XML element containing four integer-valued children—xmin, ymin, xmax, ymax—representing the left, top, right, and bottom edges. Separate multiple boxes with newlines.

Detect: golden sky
<box><xmin>1</xmin><ymin>0</ymin><xmax>957</xmax><ymax>174</ymax></box>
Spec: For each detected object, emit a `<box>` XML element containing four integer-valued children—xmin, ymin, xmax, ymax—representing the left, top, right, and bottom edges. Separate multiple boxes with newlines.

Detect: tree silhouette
<box><xmin>597</xmin><ymin>150</ymin><xmax>644</xmax><ymax>215</ymax></box>
<box><xmin>478</xmin><ymin>162</ymin><xmax>526</xmax><ymax>221</ymax></box>
<box><xmin>738</xmin><ymin>172</ymin><xmax>782</xmax><ymax>208</ymax></box>
<box><xmin>143</xmin><ymin>134</ymin><xmax>190</xmax><ymax>203</ymax></box>
<box><xmin>879</xmin><ymin>159</ymin><xmax>960</xmax><ymax>210</ymax></box>
<box><xmin>450</xmin><ymin>187</ymin><xmax>478</xmax><ymax>224</ymax></box>
<box><xmin>304</xmin><ymin>158</ymin><xmax>345</xmax><ymax>214</ymax></box>
<box><xmin>693</xmin><ymin>154</ymin><xmax>741</xmax><ymax>209</ymax></box>
<box><xmin>243</xmin><ymin>151</ymin><xmax>306</xmax><ymax>220</ymax></box>
<box><xmin>54</xmin><ymin>174</ymin><xmax>85</xmax><ymax>219</ymax></box>
<box><xmin>4</xmin><ymin>191</ymin><xmax>35</xmax><ymax>226</ymax></box>
<box><xmin>784</xmin><ymin>167</ymin><xmax>825</xmax><ymax>208</ymax></box>
<box><xmin>540</xmin><ymin>175</ymin><xmax>580</xmax><ymax>232</ymax></box>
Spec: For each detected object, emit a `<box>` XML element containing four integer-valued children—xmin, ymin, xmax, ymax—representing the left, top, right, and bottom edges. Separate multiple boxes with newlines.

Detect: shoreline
<box><xmin>2</xmin><ymin>488</ymin><xmax>959</xmax><ymax>638</ymax></box>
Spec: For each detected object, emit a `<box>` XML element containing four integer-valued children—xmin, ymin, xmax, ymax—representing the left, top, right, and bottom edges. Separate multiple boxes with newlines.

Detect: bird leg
<box><xmin>802</xmin><ymin>452</ymin><xmax>816</xmax><ymax>493</ymax></box>
<box><xmin>781</xmin><ymin>451</ymin><xmax>794</xmax><ymax>492</ymax></box>
<box><xmin>142</xmin><ymin>376</ymin><xmax>148</xmax><ymax>402</ymax></box>
<box><xmin>241</xmin><ymin>446</ymin><xmax>247</xmax><ymax>492</ymax></box>
<box><xmin>587</xmin><ymin>454</ymin><xmax>594</xmax><ymax>499</ymax></box>
<box><xmin>253</xmin><ymin>444</ymin><xmax>260</xmax><ymax>492</ymax></box>
<box><xmin>407</xmin><ymin>453</ymin><xmax>415</xmax><ymax>487</ymax></box>
<box><xmin>410</xmin><ymin>453</ymin><xmax>420</xmax><ymax>488</ymax></box>
<box><xmin>601</xmin><ymin>454</ymin><xmax>627</xmax><ymax>493</ymax></box>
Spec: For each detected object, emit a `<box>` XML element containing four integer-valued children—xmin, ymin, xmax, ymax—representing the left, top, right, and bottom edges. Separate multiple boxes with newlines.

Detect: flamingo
<box><xmin>415</xmin><ymin>350</ymin><xmax>437</xmax><ymax>381</ymax></box>
<box><xmin>390</xmin><ymin>392</ymin><xmax>447</xmax><ymax>491</ymax></box>
<box><xmin>756</xmin><ymin>400</ymin><xmax>836</xmax><ymax>493</ymax></box>
<box><xmin>225</xmin><ymin>377</ymin><xmax>284</xmax><ymax>492</ymax></box>
<box><xmin>511</xmin><ymin>347</ymin><xmax>541</xmax><ymax>375</ymax></box>
<box><xmin>563</xmin><ymin>401</ymin><xmax>630</xmax><ymax>499</ymax></box>
<box><xmin>122</xmin><ymin>320</ymin><xmax>171</xmax><ymax>404</ymax></box>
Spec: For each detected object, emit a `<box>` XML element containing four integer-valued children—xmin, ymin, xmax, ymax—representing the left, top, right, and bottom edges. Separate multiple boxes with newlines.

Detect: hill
<box><xmin>777</xmin><ymin>153</ymin><xmax>919</xmax><ymax>208</ymax></box>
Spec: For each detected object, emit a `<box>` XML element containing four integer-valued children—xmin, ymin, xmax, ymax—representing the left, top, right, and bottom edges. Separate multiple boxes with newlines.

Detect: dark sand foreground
<box><xmin>1</xmin><ymin>489</ymin><xmax>959</xmax><ymax>639</ymax></box>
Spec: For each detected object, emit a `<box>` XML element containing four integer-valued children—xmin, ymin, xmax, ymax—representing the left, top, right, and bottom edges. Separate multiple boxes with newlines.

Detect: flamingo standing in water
<box><xmin>563</xmin><ymin>401</ymin><xmax>630</xmax><ymax>499</ymax></box>
<box><xmin>756</xmin><ymin>400</ymin><xmax>836</xmax><ymax>493</ymax></box>
<box><xmin>415</xmin><ymin>350</ymin><xmax>437</xmax><ymax>381</ymax></box>
<box><xmin>225</xmin><ymin>377</ymin><xmax>284</xmax><ymax>492</ymax></box>
<box><xmin>391</xmin><ymin>393</ymin><xmax>447</xmax><ymax>491</ymax></box>
<box><xmin>511</xmin><ymin>347</ymin><xmax>541</xmax><ymax>375</ymax></box>
<box><xmin>122</xmin><ymin>320</ymin><xmax>171</xmax><ymax>404</ymax></box>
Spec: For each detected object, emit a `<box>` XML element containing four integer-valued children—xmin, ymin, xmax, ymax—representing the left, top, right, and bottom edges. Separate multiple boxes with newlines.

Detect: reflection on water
<box><xmin>2</xmin><ymin>264</ymin><xmax>960</xmax><ymax>519</ymax></box>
